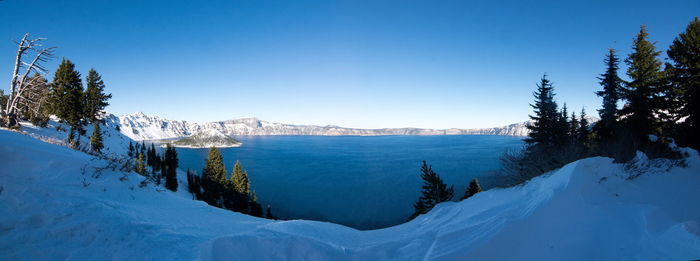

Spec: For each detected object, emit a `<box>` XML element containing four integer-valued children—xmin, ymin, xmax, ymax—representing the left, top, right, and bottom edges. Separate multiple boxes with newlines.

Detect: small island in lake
<box><xmin>163</xmin><ymin>129</ymin><xmax>242</xmax><ymax>148</ymax></box>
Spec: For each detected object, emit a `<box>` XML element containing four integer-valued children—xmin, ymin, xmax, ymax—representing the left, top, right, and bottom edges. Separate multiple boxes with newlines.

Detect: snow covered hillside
<box><xmin>117</xmin><ymin>112</ymin><xmax>542</xmax><ymax>140</ymax></box>
<box><xmin>1</xmin><ymin>129</ymin><xmax>699</xmax><ymax>260</ymax></box>
<box><xmin>168</xmin><ymin>129</ymin><xmax>242</xmax><ymax>148</ymax></box>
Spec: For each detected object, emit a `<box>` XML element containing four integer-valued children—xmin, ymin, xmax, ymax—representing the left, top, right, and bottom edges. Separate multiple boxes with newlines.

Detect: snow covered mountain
<box><xmin>116</xmin><ymin>112</ymin><xmax>539</xmax><ymax>140</ymax></box>
<box><xmin>1</xmin><ymin>128</ymin><xmax>699</xmax><ymax>260</ymax></box>
<box><xmin>168</xmin><ymin>129</ymin><xmax>242</xmax><ymax>148</ymax></box>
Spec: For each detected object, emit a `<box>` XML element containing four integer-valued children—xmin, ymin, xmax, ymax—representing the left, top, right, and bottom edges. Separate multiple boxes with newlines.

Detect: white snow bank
<box><xmin>1</xmin><ymin>129</ymin><xmax>699</xmax><ymax>260</ymax></box>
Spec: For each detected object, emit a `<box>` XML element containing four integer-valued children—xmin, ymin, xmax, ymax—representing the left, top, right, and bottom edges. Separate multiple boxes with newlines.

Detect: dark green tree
<box><xmin>163</xmin><ymin>144</ymin><xmax>179</xmax><ymax>192</ymax></box>
<box><xmin>667</xmin><ymin>17</ymin><xmax>700</xmax><ymax>149</ymax></box>
<box><xmin>230</xmin><ymin>161</ymin><xmax>250</xmax><ymax>196</ymax></box>
<box><xmin>128</xmin><ymin>141</ymin><xmax>135</xmax><ymax>158</ymax></box>
<box><xmin>410</xmin><ymin>161</ymin><xmax>454</xmax><ymax>219</ymax></box>
<box><xmin>578</xmin><ymin>108</ymin><xmax>590</xmax><ymax>145</ymax></box>
<box><xmin>556</xmin><ymin>103</ymin><xmax>570</xmax><ymax>145</ymax></box>
<box><xmin>83</xmin><ymin>69</ymin><xmax>111</xmax><ymax>123</ymax></box>
<box><xmin>620</xmin><ymin>26</ymin><xmax>663</xmax><ymax>143</ymax></box>
<box><xmin>526</xmin><ymin>74</ymin><xmax>560</xmax><ymax>147</ymax></box>
<box><xmin>594</xmin><ymin>49</ymin><xmax>624</xmax><ymax>143</ymax></box>
<box><xmin>202</xmin><ymin>147</ymin><xmax>226</xmax><ymax>206</ymax></box>
<box><xmin>136</xmin><ymin>152</ymin><xmax>146</xmax><ymax>175</ymax></box>
<box><xmin>90</xmin><ymin>122</ymin><xmax>104</xmax><ymax>153</ymax></box>
<box><xmin>569</xmin><ymin>111</ymin><xmax>579</xmax><ymax>142</ymax></box>
<box><xmin>49</xmin><ymin>59</ymin><xmax>85</xmax><ymax>145</ymax></box>
<box><xmin>461</xmin><ymin>178</ymin><xmax>482</xmax><ymax>200</ymax></box>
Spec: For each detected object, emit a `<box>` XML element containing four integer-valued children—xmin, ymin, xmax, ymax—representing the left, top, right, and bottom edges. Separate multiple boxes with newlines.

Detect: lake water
<box><xmin>175</xmin><ymin>135</ymin><xmax>523</xmax><ymax>230</ymax></box>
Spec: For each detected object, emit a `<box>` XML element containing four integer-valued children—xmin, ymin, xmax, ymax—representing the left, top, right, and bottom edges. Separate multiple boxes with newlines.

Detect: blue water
<box><xmin>175</xmin><ymin>135</ymin><xmax>523</xmax><ymax>229</ymax></box>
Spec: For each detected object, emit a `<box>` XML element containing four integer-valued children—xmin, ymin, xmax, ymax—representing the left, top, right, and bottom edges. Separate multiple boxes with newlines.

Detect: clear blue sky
<box><xmin>1</xmin><ymin>1</ymin><xmax>698</xmax><ymax>129</ymax></box>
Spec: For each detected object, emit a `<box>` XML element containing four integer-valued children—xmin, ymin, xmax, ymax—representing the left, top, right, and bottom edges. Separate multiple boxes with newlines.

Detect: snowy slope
<box><xmin>117</xmin><ymin>112</ymin><xmax>543</xmax><ymax>140</ymax></box>
<box><xmin>1</xmin><ymin>129</ymin><xmax>698</xmax><ymax>260</ymax></box>
<box><xmin>169</xmin><ymin>129</ymin><xmax>242</xmax><ymax>148</ymax></box>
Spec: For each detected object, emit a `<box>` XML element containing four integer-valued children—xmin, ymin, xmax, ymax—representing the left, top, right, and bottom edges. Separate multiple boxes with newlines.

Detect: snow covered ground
<box><xmin>1</xmin><ymin>128</ymin><xmax>699</xmax><ymax>260</ymax></box>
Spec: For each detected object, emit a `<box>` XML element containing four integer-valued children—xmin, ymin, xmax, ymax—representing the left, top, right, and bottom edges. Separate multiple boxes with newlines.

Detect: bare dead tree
<box><xmin>2</xmin><ymin>33</ymin><xmax>56</xmax><ymax>127</ymax></box>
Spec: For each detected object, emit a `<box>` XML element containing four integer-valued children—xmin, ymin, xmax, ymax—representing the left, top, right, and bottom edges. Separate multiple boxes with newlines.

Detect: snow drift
<box><xmin>1</xmin><ymin>129</ymin><xmax>699</xmax><ymax>260</ymax></box>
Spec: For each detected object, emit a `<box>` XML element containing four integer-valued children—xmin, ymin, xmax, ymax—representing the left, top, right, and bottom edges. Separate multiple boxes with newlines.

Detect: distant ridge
<box><xmin>113</xmin><ymin>112</ymin><xmax>597</xmax><ymax>141</ymax></box>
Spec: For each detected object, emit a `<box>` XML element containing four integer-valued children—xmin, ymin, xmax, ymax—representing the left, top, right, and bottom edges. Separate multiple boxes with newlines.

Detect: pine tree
<box><xmin>569</xmin><ymin>111</ymin><xmax>579</xmax><ymax>142</ymax></box>
<box><xmin>621</xmin><ymin>25</ymin><xmax>663</xmax><ymax>143</ymax></box>
<box><xmin>595</xmin><ymin>49</ymin><xmax>624</xmax><ymax>143</ymax></box>
<box><xmin>667</xmin><ymin>17</ymin><xmax>700</xmax><ymax>149</ymax></box>
<box><xmin>230</xmin><ymin>161</ymin><xmax>250</xmax><ymax>195</ymax></box>
<box><xmin>136</xmin><ymin>152</ymin><xmax>146</xmax><ymax>175</ymax></box>
<box><xmin>49</xmin><ymin>59</ymin><xmax>85</xmax><ymax>145</ymax></box>
<box><xmin>556</xmin><ymin>103</ymin><xmax>570</xmax><ymax>145</ymax></box>
<box><xmin>410</xmin><ymin>161</ymin><xmax>454</xmax><ymax>219</ymax></box>
<box><xmin>90</xmin><ymin>122</ymin><xmax>104</xmax><ymax>153</ymax></box>
<box><xmin>83</xmin><ymin>69</ymin><xmax>111</xmax><ymax>123</ymax></box>
<box><xmin>164</xmin><ymin>144</ymin><xmax>179</xmax><ymax>192</ymax></box>
<box><xmin>202</xmin><ymin>147</ymin><xmax>226</xmax><ymax>206</ymax></box>
<box><xmin>128</xmin><ymin>142</ymin><xmax>135</xmax><ymax>158</ymax></box>
<box><xmin>578</xmin><ymin>108</ymin><xmax>590</xmax><ymax>145</ymax></box>
<box><xmin>526</xmin><ymin>74</ymin><xmax>560</xmax><ymax>148</ymax></box>
<box><xmin>461</xmin><ymin>178</ymin><xmax>482</xmax><ymax>200</ymax></box>
<box><xmin>203</xmin><ymin>147</ymin><xmax>226</xmax><ymax>183</ymax></box>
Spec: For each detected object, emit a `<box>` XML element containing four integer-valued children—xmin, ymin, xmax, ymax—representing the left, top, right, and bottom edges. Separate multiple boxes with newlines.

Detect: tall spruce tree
<box><xmin>202</xmin><ymin>147</ymin><xmax>226</xmax><ymax>206</ymax></box>
<box><xmin>128</xmin><ymin>141</ymin><xmax>135</xmax><ymax>158</ymax></box>
<box><xmin>667</xmin><ymin>17</ymin><xmax>700</xmax><ymax>149</ymax></box>
<box><xmin>526</xmin><ymin>74</ymin><xmax>560</xmax><ymax>147</ymax></box>
<box><xmin>569</xmin><ymin>111</ymin><xmax>580</xmax><ymax>143</ymax></box>
<box><xmin>83</xmin><ymin>69</ymin><xmax>111</xmax><ymax>123</ymax></box>
<box><xmin>461</xmin><ymin>178</ymin><xmax>482</xmax><ymax>200</ymax></box>
<box><xmin>621</xmin><ymin>26</ymin><xmax>663</xmax><ymax>143</ymax></box>
<box><xmin>164</xmin><ymin>144</ymin><xmax>179</xmax><ymax>192</ymax></box>
<box><xmin>557</xmin><ymin>103</ymin><xmax>570</xmax><ymax>145</ymax></box>
<box><xmin>90</xmin><ymin>122</ymin><xmax>104</xmax><ymax>153</ymax></box>
<box><xmin>49</xmin><ymin>59</ymin><xmax>85</xmax><ymax>145</ymax></box>
<box><xmin>230</xmin><ymin>161</ymin><xmax>250</xmax><ymax>196</ymax></box>
<box><xmin>410</xmin><ymin>161</ymin><xmax>454</xmax><ymax>219</ymax></box>
<box><xmin>595</xmin><ymin>49</ymin><xmax>624</xmax><ymax>143</ymax></box>
<box><xmin>578</xmin><ymin>108</ymin><xmax>590</xmax><ymax>145</ymax></box>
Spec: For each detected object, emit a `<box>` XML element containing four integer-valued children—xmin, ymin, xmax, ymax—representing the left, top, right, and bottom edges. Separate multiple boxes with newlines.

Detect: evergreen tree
<box><xmin>164</xmin><ymin>144</ymin><xmax>179</xmax><ymax>192</ymax></box>
<box><xmin>461</xmin><ymin>178</ymin><xmax>482</xmax><ymax>200</ymax></box>
<box><xmin>578</xmin><ymin>108</ymin><xmax>590</xmax><ymax>145</ymax></box>
<box><xmin>202</xmin><ymin>147</ymin><xmax>226</xmax><ymax>206</ymax></box>
<box><xmin>187</xmin><ymin>169</ymin><xmax>203</xmax><ymax>200</ymax></box>
<box><xmin>136</xmin><ymin>152</ymin><xmax>146</xmax><ymax>175</ymax></box>
<box><xmin>526</xmin><ymin>74</ymin><xmax>560</xmax><ymax>147</ymax></box>
<box><xmin>569</xmin><ymin>111</ymin><xmax>580</xmax><ymax>142</ymax></box>
<box><xmin>230</xmin><ymin>161</ymin><xmax>250</xmax><ymax>195</ymax></box>
<box><xmin>140</xmin><ymin>141</ymin><xmax>146</xmax><ymax>160</ymax></box>
<box><xmin>49</xmin><ymin>59</ymin><xmax>85</xmax><ymax>145</ymax></box>
<box><xmin>620</xmin><ymin>26</ymin><xmax>663</xmax><ymax>143</ymax></box>
<box><xmin>410</xmin><ymin>161</ymin><xmax>454</xmax><ymax>219</ymax></box>
<box><xmin>90</xmin><ymin>122</ymin><xmax>104</xmax><ymax>153</ymax></box>
<box><xmin>83</xmin><ymin>69</ymin><xmax>112</xmax><ymax>123</ymax></box>
<box><xmin>556</xmin><ymin>103</ymin><xmax>570</xmax><ymax>145</ymax></box>
<box><xmin>128</xmin><ymin>141</ymin><xmax>134</xmax><ymax>158</ymax></box>
<box><xmin>595</xmin><ymin>49</ymin><xmax>624</xmax><ymax>143</ymax></box>
<box><xmin>667</xmin><ymin>17</ymin><xmax>700</xmax><ymax>149</ymax></box>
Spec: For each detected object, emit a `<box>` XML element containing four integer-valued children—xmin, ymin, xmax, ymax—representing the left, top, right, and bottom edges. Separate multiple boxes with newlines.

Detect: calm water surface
<box><xmin>176</xmin><ymin>135</ymin><xmax>523</xmax><ymax>229</ymax></box>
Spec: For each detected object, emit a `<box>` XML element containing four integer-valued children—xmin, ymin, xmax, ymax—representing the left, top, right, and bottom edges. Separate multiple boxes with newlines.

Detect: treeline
<box><xmin>0</xmin><ymin>48</ymin><xmax>112</xmax><ymax>154</ymax></box>
<box><xmin>504</xmin><ymin>19</ymin><xmax>699</xmax><ymax>184</ymax></box>
<box><xmin>187</xmin><ymin>147</ymin><xmax>276</xmax><ymax>219</ymax></box>
<box><xmin>127</xmin><ymin>141</ymin><xmax>179</xmax><ymax>192</ymax></box>
<box><xmin>410</xmin><ymin>18</ymin><xmax>699</xmax><ymax>219</ymax></box>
